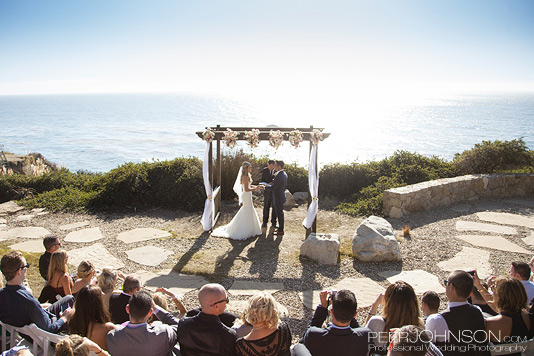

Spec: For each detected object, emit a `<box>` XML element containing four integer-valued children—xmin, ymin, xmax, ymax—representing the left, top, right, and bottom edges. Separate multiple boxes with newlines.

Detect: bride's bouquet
<box><xmin>244</xmin><ymin>129</ymin><xmax>260</xmax><ymax>148</ymax></box>
<box><xmin>310</xmin><ymin>129</ymin><xmax>324</xmax><ymax>145</ymax></box>
<box><xmin>269</xmin><ymin>130</ymin><xmax>284</xmax><ymax>150</ymax></box>
<box><xmin>223</xmin><ymin>128</ymin><xmax>238</xmax><ymax>149</ymax></box>
<box><xmin>288</xmin><ymin>129</ymin><xmax>303</xmax><ymax>148</ymax></box>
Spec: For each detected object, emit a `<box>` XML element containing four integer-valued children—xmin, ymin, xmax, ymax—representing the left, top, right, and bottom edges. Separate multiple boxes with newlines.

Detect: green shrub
<box><xmin>284</xmin><ymin>163</ymin><xmax>308</xmax><ymax>193</ymax></box>
<box><xmin>19</xmin><ymin>186</ymin><xmax>99</xmax><ymax>212</ymax></box>
<box><xmin>453</xmin><ymin>138</ymin><xmax>533</xmax><ymax>174</ymax></box>
<box><xmin>319</xmin><ymin>162</ymin><xmax>373</xmax><ymax>198</ymax></box>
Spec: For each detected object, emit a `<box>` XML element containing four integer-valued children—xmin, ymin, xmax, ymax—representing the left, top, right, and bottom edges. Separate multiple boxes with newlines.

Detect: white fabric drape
<box><xmin>303</xmin><ymin>144</ymin><xmax>318</xmax><ymax>229</ymax></box>
<box><xmin>201</xmin><ymin>142</ymin><xmax>214</xmax><ymax>231</ymax></box>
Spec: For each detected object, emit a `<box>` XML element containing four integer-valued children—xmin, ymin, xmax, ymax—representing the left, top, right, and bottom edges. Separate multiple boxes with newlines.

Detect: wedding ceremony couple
<box><xmin>212</xmin><ymin>160</ymin><xmax>288</xmax><ymax>240</ymax></box>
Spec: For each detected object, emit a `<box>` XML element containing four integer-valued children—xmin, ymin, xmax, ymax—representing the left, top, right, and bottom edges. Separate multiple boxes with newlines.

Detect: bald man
<box><xmin>177</xmin><ymin>283</ymin><xmax>237</xmax><ymax>356</ymax></box>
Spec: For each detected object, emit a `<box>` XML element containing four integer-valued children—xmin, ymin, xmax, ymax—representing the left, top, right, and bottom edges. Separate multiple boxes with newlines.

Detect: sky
<box><xmin>1</xmin><ymin>0</ymin><xmax>533</xmax><ymax>97</ymax></box>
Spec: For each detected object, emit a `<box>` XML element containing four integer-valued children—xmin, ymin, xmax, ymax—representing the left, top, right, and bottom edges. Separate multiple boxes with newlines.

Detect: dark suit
<box><xmin>261</xmin><ymin>167</ymin><xmax>276</xmax><ymax>226</ymax></box>
<box><xmin>106</xmin><ymin>306</ymin><xmax>180</xmax><ymax>356</ymax></box>
<box><xmin>299</xmin><ymin>305</ymin><xmax>370</xmax><ymax>356</ymax></box>
<box><xmin>272</xmin><ymin>169</ymin><xmax>288</xmax><ymax>231</ymax></box>
<box><xmin>39</xmin><ymin>251</ymin><xmax>51</xmax><ymax>280</ymax></box>
<box><xmin>109</xmin><ymin>292</ymin><xmax>131</xmax><ymax>324</ymax></box>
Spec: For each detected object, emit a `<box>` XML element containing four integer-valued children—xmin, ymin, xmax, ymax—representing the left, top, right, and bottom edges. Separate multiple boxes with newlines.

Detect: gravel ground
<box><xmin>2</xmin><ymin>196</ymin><xmax>533</xmax><ymax>342</ymax></box>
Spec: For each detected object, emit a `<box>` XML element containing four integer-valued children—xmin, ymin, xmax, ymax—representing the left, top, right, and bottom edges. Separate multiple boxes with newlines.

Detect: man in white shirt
<box><xmin>510</xmin><ymin>261</ymin><xmax>534</xmax><ymax>304</ymax></box>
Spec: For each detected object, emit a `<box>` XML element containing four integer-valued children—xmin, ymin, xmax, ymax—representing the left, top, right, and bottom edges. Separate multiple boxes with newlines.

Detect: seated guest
<box><xmin>38</xmin><ymin>234</ymin><xmax>60</xmax><ymax>281</ymax></box>
<box><xmin>366</xmin><ymin>281</ymin><xmax>423</xmax><ymax>352</ymax></box>
<box><xmin>68</xmin><ymin>285</ymin><xmax>116</xmax><ymax>351</ymax></box>
<box><xmin>298</xmin><ymin>289</ymin><xmax>370</xmax><ymax>356</ymax></box>
<box><xmin>510</xmin><ymin>262</ymin><xmax>534</xmax><ymax>304</ymax></box>
<box><xmin>97</xmin><ymin>267</ymin><xmax>124</xmax><ymax>310</ymax></box>
<box><xmin>106</xmin><ymin>290</ymin><xmax>180</xmax><ymax>356</ymax></box>
<box><xmin>479</xmin><ymin>276</ymin><xmax>534</xmax><ymax>346</ymax></box>
<box><xmin>422</xmin><ymin>290</ymin><xmax>440</xmax><ymax>321</ymax></box>
<box><xmin>426</xmin><ymin>270</ymin><xmax>489</xmax><ymax>356</ymax></box>
<box><xmin>388</xmin><ymin>325</ymin><xmax>442</xmax><ymax>356</ymax></box>
<box><xmin>56</xmin><ymin>334</ymin><xmax>110</xmax><ymax>356</ymax></box>
<box><xmin>0</xmin><ymin>251</ymin><xmax>74</xmax><ymax>333</ymax></box>
<box><xmin>177</xmin><ymin>283</ymin><xmax>237</xmax><ymax>356</ymax></box>
<box><xmin>109</xmin><ymin>275</ymin><xmax>140</xmax><ymax>324</ymax></box>
<box><xmin>153</xmin><ymin>287</ymin><xmax>187</xmax><ymax>319</ymax></box>
<box><xmin>236</xmin><ymin>292</ymin><xmax>291</xmax><ymax>356</ymax></box>
<box><xmin>470</xmin><ymin>283</ymin><xmax>497</xmax><ymax>316</ymax></box>
<box><xmin>72</xmin><ymin>260</ymin><xmax>96</xmax><ymax>296</ymax></box>
<box><xmin>47</xmin><ymin>250</ymin><xmax>73</xmax><ymax>297</ymax></box>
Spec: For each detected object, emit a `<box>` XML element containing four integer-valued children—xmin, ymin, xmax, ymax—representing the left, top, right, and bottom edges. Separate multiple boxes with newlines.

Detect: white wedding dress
<box><xmin>211</xmin><ymin>185</ymin><xmax>262</xmax><ymax>240</ymax></box>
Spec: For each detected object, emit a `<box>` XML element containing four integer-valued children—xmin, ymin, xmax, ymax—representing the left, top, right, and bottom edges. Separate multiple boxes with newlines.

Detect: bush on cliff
<box><xmin>453</xmin><ymin>138</ymin><xmax>533</xmax><ymax>174</ymax></box>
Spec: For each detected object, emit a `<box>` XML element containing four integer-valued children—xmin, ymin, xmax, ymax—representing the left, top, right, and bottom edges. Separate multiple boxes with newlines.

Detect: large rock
<box><xmin>300</xmin><ymin>233</ymin><xmax>340</xmax><ymax>265</ymax></box>
<box><xmin>283</xmin><ymin>190</ymin><xmax>298</xmax><ymax>209</ymax></box>
<box><xmin>352</xmin><ymin>216</ymin><xmax>401</xmax><ymax>262</ymax></box>
<box><xmin>293</xmin><ymin>192</ymin><xmax>308</xmax><ymax>204</ymax></box>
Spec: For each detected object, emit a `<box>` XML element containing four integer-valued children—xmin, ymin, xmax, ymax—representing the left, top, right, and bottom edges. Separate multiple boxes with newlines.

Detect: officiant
<box><xmin>261</xmin><ymin>160</ymin><xmax>277</xmax><ymax>228</ymax></box>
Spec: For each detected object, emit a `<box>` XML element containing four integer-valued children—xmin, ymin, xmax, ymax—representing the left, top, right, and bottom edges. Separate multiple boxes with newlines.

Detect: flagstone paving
<box><xmin>437</xmin><ymin>247</ymin><xmax>492</xmax><ymax>279</ymax></box>
<box><xmin>30</xmin><ymin>208</ymin><xmax>46</xmax><ymax>213</ymax></box>
<box><xmin>455</xmin><ymin>221</ymin><xmax>517</xmax><ymax>235</ymax></box>
<box><xmin>126</xmin><ymin>246</ymin><xmax>173</xmax><ymax>267</ymax></box>
<box><xmin>65</xmin><ymin>227</ymin><xmax>103</xmax><ymax>243</ymax></box>
<box><xmin>0</xmin><ymin>224</ymin><xmax>6</xmax><ymax>231</ymax></box>
<box><xmin>377</xmin><ymin>270</ymin><xmax>446</xmax><ymax>294</ymax></box>
<box><xmin>68</xmin><ymin>243</ymin><xmax>124</xmax><ymax>270</ymax></box>
<box><xmin>522</xmin><ymin>231</ymin><xmax>534</xmax><ymax>247</ymax></box>
<box><xmin>137</xmin><ymin>269</ymin><xmax>209</xmax><ymax>296</ymax></box>
<box><xmin>0</xmin><ymin>226</ymin><xmax>51</xmax><ymax>240</ymax></box>
<box><xmin>299</xmin><ymin>277</ymin><xmax>385</xmax><ymax>310</ymax></box>
<box><xmin>117</xmin><ymin>228</ymin><xmax>172</xmax><ymax>244</ymax></box>
<box><xmin>0</xmin><ymin>201</ymin><xmax>24</xmax><ymax>215</ymax></box>
<box><xmin>15</xmin><ymin>214</ymin><xmax>35</xmax><ymax>222</ymax></box>
<box><xmin>505</xmin><ymin>199</ymin><xmax>534</xmax><ymax>208</ymax></box>
<box><xmin>477</xmin><ymin>212</ymin><xmax>534</xmax><ymax>229</ymax></box>
<box><xmin>457</xmin><ymin>234</ymin><xmax>531</xmax><ymax>254</ymax></box>
<box><xmin>9</xmin><ymin>240</ymin><xmax>45</xmax><ymax>253</ymax></box>
<box><xmin>59</xmin><ymin>221</ymin><xmax>90</xmax><ymax>231</ymax></box>
<box><xmin>229</xmin><ymin>280</ymin><xmax>284</xmax><ymax>296</ymax></box>
<box><xmin>0</xmin><ymin>218</ymin><xmax>6</xmax><ymax>224</ymax></box>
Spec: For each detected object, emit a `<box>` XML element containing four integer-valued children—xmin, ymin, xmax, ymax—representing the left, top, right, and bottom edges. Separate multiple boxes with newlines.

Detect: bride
<box><xmin>212</xmin><ymin>161</ymin><xmax>264</xmax><ymax>240</ymax></box>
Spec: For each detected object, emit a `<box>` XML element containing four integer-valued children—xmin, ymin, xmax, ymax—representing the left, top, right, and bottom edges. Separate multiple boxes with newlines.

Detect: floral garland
<box><xmin>288</xmin><ymin>129</ymin><xmax>303</xmax><ymax>148</ymax></box>
<box><xmin>244</xmin><ymin>129</ymin><xmax>260</xmax><ymax>148</ymax></box>
<box><xmin>310</xmin><ymin>129</ymin><xmax>324</xmax><ymax>145</ymax></box>
<box><xmin>269</xmin><ymin>130</ymin><xmax>284</xmax><ymax>150</ymax></box>
<box><xmin>223</xmin><ymin>128</ymin><xmax>238</xmax><ymax>149</ymax></box>
<box><xmin>202</xmin><ymin>128</ymin><xmax>215</xmax><ymax>143</ymax></box>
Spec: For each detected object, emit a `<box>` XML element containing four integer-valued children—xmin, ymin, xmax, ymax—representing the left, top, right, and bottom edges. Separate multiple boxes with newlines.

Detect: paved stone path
<box><xmin>0</xmin><ymin>226</ymin><xmax>51</xmax><ymax>240</ymax></box>
<box><xmin>229</xmin><ymin>280</ymin><xmax>284</xmax><ymax>296</ymax></box>
<box><xmin>477</xmin><ymin>212</ymin><xmax>534</xmax><ymax>229</ymax></box>
<box><xmin>15</xmin><ymin>214</ymin><xmax>35</xmax><ymax>222</ymax></box>
<box><xmin>457</xmin><ymin>234</ymin><xmax>531</xmax><ymax>254</ymax></box>
<box><xmin>523</xmin><ymin>232</ymin><xmax>534</xmax><ymax>247</ymax></box>
<box><xmin>137</xmin><ymin>269</ymin><xmax>209</xmax><ymax>296</ymax></box>
<box><xmin>0</xmin><ymin>201</ymin><xmax>24</xmax><ymax>215</ymax></box>
<box><xmin>377</xmin><ymin>270</ymin><xmax>445</xmax><ymax>294</ymax></box>
<box><xmin>65</xmin><ymin>227</ymin><xmax>104</xmax><ymax>243</ymax></box>
<box><xmin>437</xmin><ymin>247</ymin><xmax>492</xmax><ymax>279</ymax></box>
<box><xmin>117</xmin><ymin>228</ymin><xmax>172</xmax><ymax>244</ymax></box>
<box><xmin>455</xmin><ymin>221</ymin><xmax>517</xmax><ymax>235</ymax></box>
<box><xmin>59</xmin><ymin>221</ymin><xmax>90</xmax><ymax>231</ymax></box>
<box><xmin>9</xmin><ymin>240</ymin><xmax>45</xmax><ymax>253</ymax></box>
<box><xmin>126</xmin><ymin>246</ymin><xmax>173</xmax><ymax>267</ymax></box>
<box><xmin>68</xmin><ymin>243</ymin><xmax>125</xmax><ymax>270</ymax></box>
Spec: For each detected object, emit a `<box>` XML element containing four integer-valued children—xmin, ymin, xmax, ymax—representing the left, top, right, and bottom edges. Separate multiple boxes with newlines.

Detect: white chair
<box><xmin>27</xmin><ymin>323</ymin><xmax>66</xmax><ymax>356</ymax></box>
<box><xmin>0</xmin><ymin>320</ymin><xmax>33</xmax><ymax>352</ymax></box>
<box><xmin>490</xmin><ymin>338</ymin><xmax>534</xmax><ymax>356</ymax></box>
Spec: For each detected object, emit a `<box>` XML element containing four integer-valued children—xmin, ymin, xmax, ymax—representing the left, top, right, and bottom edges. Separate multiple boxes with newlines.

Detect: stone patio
<box><xmin>9</xmin><ymin>240</ymin><xmax>45</xmax><ymax>253</ymax></box>
<box><xmin>455</xmin><ymin>221</ymin><xmax>517</xmax><ymax>235</ymax></box>
<box><xmin>377</xmin><ymin>270</ymin><xmax>445</xmax><ymax>294</ymax></box>
<box><xmin>437</xmin><ymin>247</ymin><xmax>492</xmax><ymax>279</ymax></box>
<box><xmin>0</xmin><ymin>226</ymin><xmax>51</xmax><ymax>240</ymax></box>
<box><xmin>522</xmin><ymin>231</ymin><xmax>534</xmax><ymax>247</ymax></box>
<box><xmin>137</xmin><ymin>269</ymin><xmax>209</xmax><ymax>296</ymax></box>
<box><xmin>126</xmin><ymin>246</ymin><xmax>173</xmax><ymax>267</ymax></box>
<box><xmin>457</xmin><ymin>234</ymin><xmax>531</xmax><ymax>254</ymax></box>
<box><xmin>229</xmin><ymin>280</ymin><xmax>285</xmax><ymax>296</ymax></box>
<box><xmin>477</xmin><ymin>212</ymin><xmax>534</xmax><ymax>229</ymax></box>
<box><xmin>117</xmin><ymin>228</ymin><xmax>172</xmax><ymax>244</ymax></box>
<box><xmin>68</xmin><ymin>243</ymin><xmax>124</xmax><ymax>270</ymax></box>
<box><xmin>65</xmin><ymin>227</ymin><xmax>103</xmax><ymax>243</ymax></box>
<box><xmin>59</xmin><ymin>221</ymin><xmax>90</xmax><ymax>231</ymax></box>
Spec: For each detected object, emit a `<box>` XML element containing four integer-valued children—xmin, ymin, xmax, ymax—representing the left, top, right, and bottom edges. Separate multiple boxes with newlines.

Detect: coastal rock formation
<box><xmin>383</xmin><ymin>174</ymin><xmax>534</xmax><ymax>218</ymax></box>
<box><xmin>300</xmin><ymin>233</ymin><xmax>340</xmax><ymax>265</ymax></box>
<box><xmin>1</xmin><ymin>153</ymin><xmax>57</xmax><ymax>176</ymax></box>
<box><xmin>352</xmin><ymin>216</ymin><xmax>401</xmax><ymax>262</ymax></box>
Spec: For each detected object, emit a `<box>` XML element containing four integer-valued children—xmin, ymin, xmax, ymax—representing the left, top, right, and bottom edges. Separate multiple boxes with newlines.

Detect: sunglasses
<box><xmin>443</xmin><ymin>279</ymin><xmax>455</xmax><ymax>287</ymax></box>
<box><xmin>19</xmin><ymin>263</ymin><xmax>30</xmax><ymax>270</ymax></box>
<box><xmin>210</xmin><ymin>297</ymin><xmax>229</xmax><ymax>307</ymax></box>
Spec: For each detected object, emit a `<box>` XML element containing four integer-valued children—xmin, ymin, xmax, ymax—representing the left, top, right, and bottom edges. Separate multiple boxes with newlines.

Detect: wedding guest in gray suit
<box><xmin>106</xmin><ymin>290</ymin><xmax>180</xmax><ymax>356</ymax></box>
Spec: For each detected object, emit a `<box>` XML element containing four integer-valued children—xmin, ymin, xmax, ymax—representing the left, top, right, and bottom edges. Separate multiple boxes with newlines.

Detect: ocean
<box><xmin>1</xmin><ymin>92</ymin><xmax>533</xmax><ymax>173</ymax></box>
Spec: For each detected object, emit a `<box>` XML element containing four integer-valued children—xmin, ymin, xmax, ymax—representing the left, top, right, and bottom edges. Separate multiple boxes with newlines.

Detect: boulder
<box><xmin>283</xmin><ymin>190</ymin><xmax>298</xmax><ymax>209</ymax></box>
<box><xmin>300</xmin><ymin>233</ymin><xmax>340</xmax><ymax>265</ymax></box>
<box><xmin>293</xmin><ymin>192</ymin><xmax>309</xmax><ymax>204</ymax></box>
<box><xmin>352</xmin><ymin>216</ymin><xmax>401</xmax><ymax>262</ymax></box>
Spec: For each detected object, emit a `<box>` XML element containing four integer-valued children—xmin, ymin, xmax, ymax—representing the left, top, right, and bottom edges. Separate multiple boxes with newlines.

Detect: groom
<box><xmin>272</xmin><ymin>160</ymin><xmax>288</xmax><ymax>236</ymax></box>
<box><xmin>261</xmin><ymin>160</ymin><xmax>277</xmax><ymax>228</ymax></box>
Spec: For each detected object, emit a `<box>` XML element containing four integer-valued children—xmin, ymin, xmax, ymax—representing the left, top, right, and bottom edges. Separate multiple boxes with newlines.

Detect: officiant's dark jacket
<box><xmin>261</xmin><ymin>167</ymin><xmax>275</xmax><ymax>189</ymax></box>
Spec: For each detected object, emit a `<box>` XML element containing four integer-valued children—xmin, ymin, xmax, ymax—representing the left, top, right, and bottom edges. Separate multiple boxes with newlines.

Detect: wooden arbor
<box><xmin>195</xmin><ymin>125</ymin><xmax>330</xmax><ymax>235</ymax></box>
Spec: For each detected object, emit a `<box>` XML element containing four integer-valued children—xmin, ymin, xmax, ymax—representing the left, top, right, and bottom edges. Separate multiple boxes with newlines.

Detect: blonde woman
<box><xmin>47</xmin><ymin>250</ymin><xmax>73</xmax><ymax>297</ymax></box>
<box><xmin>96</xmin><ymin>267</ymin><xmax>123</xmax><ymax>310</ymax></box>
<box><xmin>235</xmin><ymin>292</ymin><xmax>291</xmax><ymax>356</ymax></box>
<box><xmin>212</xmin><ymin>161</ymin><xmax>264</xmax><ymax>240</ymax></box>
<box><xmin>72</xmin><ymin>261</ymin><xmax>96</xmax><ymax>295</ymax></box>
<box><xmin>56</xmin><ymin>334</ymin><xmax>110</xmax><ymax>356</ymax></box>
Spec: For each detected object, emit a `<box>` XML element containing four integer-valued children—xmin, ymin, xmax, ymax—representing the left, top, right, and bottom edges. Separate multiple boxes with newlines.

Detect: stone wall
<box><xmin>383</xmin><ymin>174</ymin><xmax>534</xmax><ymax>218</ymax></box>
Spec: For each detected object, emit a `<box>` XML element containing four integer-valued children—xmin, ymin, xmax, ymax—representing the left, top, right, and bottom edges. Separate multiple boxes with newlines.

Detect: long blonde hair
<box><xmin>48</xmin><ymin>250</ymin><xmax>69</xmax><ymax>282</ymax></box>
<box><xmin>382</xmin><ymin>281</ymin><xmax>423</xmax><ymax>332</ymax></box>
<box><xmin>241</xmin><ymin>161</ymin><xmax>252</xmax><ymax>182</ymax></box>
